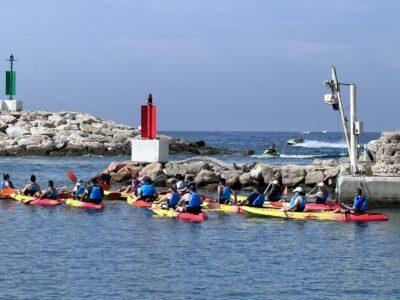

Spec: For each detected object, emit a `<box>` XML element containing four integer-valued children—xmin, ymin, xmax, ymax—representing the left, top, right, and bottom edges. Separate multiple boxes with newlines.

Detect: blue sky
<box><xmin>0</xmin><ymin>0</ymin><xmax>399</xmax><ymax>131</ymax></box>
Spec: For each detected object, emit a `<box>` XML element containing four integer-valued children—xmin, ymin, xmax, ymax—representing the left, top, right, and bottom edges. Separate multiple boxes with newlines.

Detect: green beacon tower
<box><xmin>6</xmin><ymin>54</ymin><xmax>17</xmax><ymax>100</ymax></box>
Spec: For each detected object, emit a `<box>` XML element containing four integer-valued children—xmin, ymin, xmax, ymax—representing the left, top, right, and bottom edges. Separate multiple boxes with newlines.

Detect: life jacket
<box><xmin>189</xmin><ymin>192</ymin><xmax>201</xmax><ymax>208</ymax></box>
<box><xmin>221</xmin><ymin>187</ymin><xmax>231</xmax><ymax>200</ymax></box>
<box><xmin>317</xmin><ymin>191</ymin><xmax>329</xmax><ymax>202</ymax></box>
<box><xmin>168</xmin><ymin>192</ymin><xmax>180</xmax><ymax>207</ymax></box>
<box><xmin>28</xmin><ymin>183</ymin><xmax>40</xmax><ymax>193</ymax></box>
<box><xmin>290</xmin><ymin>194</ymin><xmax>307</xmax><ymax>210</ymax></box>
<box><xmin>90</xmin><ymin>186</ymin><xmax>103</xmax><ymax>200</ymax></box>
<box><xmin>354</xmin><ymin>196</ymin><xmax>368</xmax><ymax>213</ymax></box>
<box><xmin>75</xmin><ymin>185</ymin><xmax>86</xmax><ymax>196</ymax></box>
<box><xmin>47</xmin><ymin>188</ymin><xmax>58</xmax><ymax>199</ymax></box>
<box><xmin>140</xmin><ymin>184</ymin><xmax>155</xmax><ymax>196</ymax></box>
<box><xmin>252</xmin><ymin>194</ymin><xmax>265</xmax><ymax>207</ymax></box>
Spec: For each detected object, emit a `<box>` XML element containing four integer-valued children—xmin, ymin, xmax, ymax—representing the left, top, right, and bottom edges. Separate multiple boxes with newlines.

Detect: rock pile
<box><xmin>100</xmin><ymin>158</ymin><xmax>340</xmax><ymax>190</ymax></box>
<box><xmin>0</xmin><ymin>111</ymin><xmax>228</xmax><ymax>156</ymax></box>
<box><xmin>371</xmin><ymin>130</ymin><xmax>400</xmax><ymax>176</ymax></box>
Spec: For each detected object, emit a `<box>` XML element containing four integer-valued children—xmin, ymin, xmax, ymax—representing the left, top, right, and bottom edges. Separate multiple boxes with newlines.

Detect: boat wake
<box><xmin>252</xmin><ymin>153</ymin><xmax>343</xmax><ymax>159</ymax></box>
<box><xmin>293</xmin><ymin>140</ymin><xmax>346</xmax><ymax>149</ymax></box>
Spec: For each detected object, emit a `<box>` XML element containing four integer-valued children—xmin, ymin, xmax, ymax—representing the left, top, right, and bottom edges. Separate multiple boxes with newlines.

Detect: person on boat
<box><xmin>73</xmin><ymin>179</ymin><xmax>87</xmax><ymax>197</ymax></box>
<box><xmin>177</xmin><ymin>182</ymin><xmax>202</xmax><ymax>214</ymax></box>
<box><xmin>99</xmin><ymin>173</ymin><xmax>111</xmax><ymax>191</ymax></box>
<box><xmin>82</xmin><ymin>178</ymin><xmax>104</xmax><ymax>204</ymax></box>
<box><xmin>0</xmin><ymin>173</ymin><xmax>15</xmax><ymax>189</ymax></box>
<box><xmin>157</xmin><ymin>183</ymin><xmax>180</xmax><ymax>209</ymax></box>
<box><xmin>217</xmin><ymin>178</ymin><xmax>237</xmax><ymax>204</ymax></box>
<box><xmin>137</xmin><ymin>176</ymin><xmax>157</xmax><ymax>202</ymax></box>
<box><xmin>176</xmin><ymin>174</ymin><xmax>188</xmax><ymax>194</ymax></box>
<box><xmin>307</xmin><ymin>182</ymin><xmax>329</xmax><ymax>204</ymax></box>
<box><xmin>40</xmin><ymin>180</ymin><xmax>58</xmax><ymax>199</ymax></box>
<box><xmin>22</xmin><ymin>175</ymin><xmax>41</xmax><ymax>197</ymax></box>
<box><xmin>123</xmin><ymin>171</ymin><xmax>141</xmax><ymax>195</ymax></box>
<box><xmin>334</xmin><ymin>188</ymin><xmax>368</xmax><ymax>214</ymax></box>
<box><xmin>237</xmin><ymin>185</ymin><xmax>265</xmax><ymax>207</ymax></box>
<box><xmin>264</xmin><ymin>180</ymin><xmax>282</xmax><ymax>202</ymax></box>
<box><xmin>283</xmin><ymin>187</ymin><xmax>307</xmax><ymax>212</ymax></box>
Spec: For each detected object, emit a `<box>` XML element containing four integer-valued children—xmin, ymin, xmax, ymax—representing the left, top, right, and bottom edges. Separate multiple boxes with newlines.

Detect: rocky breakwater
<box><xmin>370</xmin><ymin>130</ymin><xmax>400</xmax><ymax>176</ymax></box>
<box><xmin>100</xmin><ymin>157</ymin><xmax>340</xmax><ymax>191</ymax></box>
<box><xmin>0</xmin><ymin>111</ymin><xmax>229</xmax><ymax>156</ymax></box>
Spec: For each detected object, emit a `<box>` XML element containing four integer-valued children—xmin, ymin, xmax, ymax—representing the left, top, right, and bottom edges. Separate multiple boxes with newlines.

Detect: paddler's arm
<box><xmin>284</xmin><ymin>197</ymin><xmax>300</xmax><ymax>212</ymax></box>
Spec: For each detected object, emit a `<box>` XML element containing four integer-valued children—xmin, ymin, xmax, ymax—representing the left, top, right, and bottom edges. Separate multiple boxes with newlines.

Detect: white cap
<box><xmin>293</xmin><ymin>187</ymin><xmax>303</xmax><ymax>193</ymax></box>
<box><xmin>317</xmin><ymin>182</ymin><xmax>325</xmax><ymax>188</ymax></box>
<box><xmin>272</xmin><ymin>180</ymin><xmax>279</xmax><ymax>185</ymax></box>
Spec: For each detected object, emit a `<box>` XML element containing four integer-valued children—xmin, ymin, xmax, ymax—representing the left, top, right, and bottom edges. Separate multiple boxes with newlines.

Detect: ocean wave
<box><xmin>293</xmin><ymin>140</ymin><xmax>346</xmax><ymax>149</ymax></box>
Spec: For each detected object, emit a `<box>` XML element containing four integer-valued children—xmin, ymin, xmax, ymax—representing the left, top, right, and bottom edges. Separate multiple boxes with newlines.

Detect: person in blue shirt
<box><xmin>217</xmin><ymin>178</ymin><xmax>237</xmax><ymax>204</ymax></box>
<box><xmin>82</xmin><ymin>178</ymin><xmax>104</xmax><ymax>204</ymax></box>
<box><xmin>335</xmin><ymin>188</ymin><xmax>368</xmax><ymax>214</ymax></box>
<box><xmin>22</xmin><ymin>175</ymin><xmax>41</xmax><ymax>197</ymax></box>
<box><xmin>138</xmin><ymin>177</ymin><xmax>157</xmax><ymax>201</ymax></box>
<box><xmin>177</xmin><ymin>182</ymin><xmax>202</xmax><ymax>214</ymax></box>
<box><xmin>157</xmin><ymin>183</ymin><xmax>180</xmax><ymax>209</ymax></box>
<box><xmin>238</xmin><ymin>185</ymin><xmax>265</xmax><ymax>207</ymax></box>
<box><xmin>283</xmin><ymin>187</ymin><xmax>307</xmax><ymax>212</ymax></box>
<box><xmin>0</xmin><ymin>173</ymin><xmax>15</xmax><ymax>189</ymax></box>
<box><xmin>307</xmin><ymin>182</ymin><xmax>329</xmax><ymax>204</ymax></box>
<box><xmin>40</xmin><ymin>180</ymin><xmax>58</xmax><ymax>199</ymax></box>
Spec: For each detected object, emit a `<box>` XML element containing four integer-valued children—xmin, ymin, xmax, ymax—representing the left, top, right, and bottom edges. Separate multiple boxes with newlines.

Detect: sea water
<box><xmin>0</xmin><ymin>131</ymin><xmax>398</xmax><ymax>299</ymax></box>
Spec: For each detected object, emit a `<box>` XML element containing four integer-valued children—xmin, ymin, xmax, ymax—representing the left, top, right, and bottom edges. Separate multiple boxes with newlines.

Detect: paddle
<box><xmin>263</xmin><ymin>182</ymin><xmax>272</xmax><ymax>195</ymax></box>
<box><xmin>67</xmin><ymin>170</ymin><xmax>77</xmax><ymax>183</ymax></box>
<box><xmin>282</xmin><ymin>186</ymin><xmax>290</xmax><ymax>218</ymax></box>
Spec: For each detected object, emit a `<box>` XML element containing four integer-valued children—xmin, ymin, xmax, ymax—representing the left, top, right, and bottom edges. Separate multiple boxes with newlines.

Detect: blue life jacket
<box><xmin>290</xmin><ymin>194</ymin><xmax>307</xmax><ymax>209</ymax></box>
<box><xmin>28</xmin><ymin>183</ymin><xmax>40</xmax><ymax>193</ymax></box>
<box><xmin>354</xmin><ymin>196</ymin><xmax>368</xmax><ymax>213</ymax></box>
<box><xmin>319</xmin><ymin>191</ymin><xmax>329</xmax><ymax>202</ymax></box>
<box><xmin>47</xmin><ymin>188</ymin><xmax>58</xmax><ymax>199</ymax></box>
<box><xmin>168</xmin><ymin>192</ymin><xmax>180</xmax><ymax>207</ymax></box>
<box><xmin>90</xmin><ymin>186</ymin><xmax>103</xmax><ymax>200</ymax></box>
<box><xmin>75</xmin><ymin>186</ymin><xmax>86</xmax><ymax>196</ymax></box>
<box><xmin>221</xmin><ymin>187</ymin><xmax>231</xmax><ymax>200</ymax></box>
<box><xmin>189</xmin><ymin>192</ymin><xmax>201</xmax><ymax>208</ymax></box>
<box><xmin>252</xmin><ymin>194</ymin><xmax>265</xmax><ymax>207</ymax></box>
<box><xmin>140</xmin><ymin>184</ymin><xmax>155</xmax><ymax>197</ymax></box>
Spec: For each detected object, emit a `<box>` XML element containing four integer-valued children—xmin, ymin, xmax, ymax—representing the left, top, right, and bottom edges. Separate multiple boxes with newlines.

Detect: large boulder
<box><xmin>139</xmin><ymin>162</ymin><xmax>164</xmax><ymax>179</ymax></box>
<box><xmin>112</xmin><ymin>165</ymin><xmax>133</xmax><ymax>183</ymax></box>
<box><xmin>280</xmin><ymin>165</ymin><xmax>306</xmax><ymax>187</ymax></box>
<box><xmin>304</xmin><ymin>167</ymin><xmax>324</xmax><ymax>185</ymax></box>
<box><xmin>185</xmin><ymin>162</ymin><xmax>211</xmax><ymax>174</ymax></box>
<box><xmin>30</xmin><ymin>127</ymin><xmax>55</xmax><ymax>137</ymax></box>
<box><xmin>164</xmin><ymin>162</ymin><xmax>188</xmax><ymax>177</ymax></box>
<box><xmin>195</xmin><ymin>170</ymin><xmax>219</xmax><ymax>187</ymax></box>
<box><xmin>6</xmin><ymin>126</ymin><xmax>29</xmax><ymax>138</ymax></box>
<box><xmin>221</xmin><ymin>170</ymin><xmax>243</xmax><ymax>188</ymax></box>
<box><xmin>239</xmin><ymin>172</ymin><xmax>253</xmax><ymax>187</ymax></box>
<box><xmin>0</xmin><ymin>115</ymin><xmax>17</xmax><ymax>124</ymax></box>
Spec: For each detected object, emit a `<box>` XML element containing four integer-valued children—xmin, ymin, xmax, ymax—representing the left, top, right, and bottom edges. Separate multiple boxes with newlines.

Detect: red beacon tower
<box><xmin>141</xmin><ymin>93</ymin><xmax>157</xmax><ymax>139</ymax></box>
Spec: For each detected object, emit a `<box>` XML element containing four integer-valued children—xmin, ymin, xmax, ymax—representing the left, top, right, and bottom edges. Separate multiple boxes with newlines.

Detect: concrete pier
<box><xmin>337</xmin><ymin>175</ymin><xmax>400</xmax><ymax>205</ymax></box>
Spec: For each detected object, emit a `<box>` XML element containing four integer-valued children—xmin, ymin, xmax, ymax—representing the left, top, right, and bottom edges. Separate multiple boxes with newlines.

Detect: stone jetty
<box><xmin>0</xmin><ymin>111</ymin><xmax>229</xmax><ymax>156</ymax></box>
<box><xmin>100</xmin><ymin>157</ymin><xmax>340</xmax><ymax>190</ymax></box>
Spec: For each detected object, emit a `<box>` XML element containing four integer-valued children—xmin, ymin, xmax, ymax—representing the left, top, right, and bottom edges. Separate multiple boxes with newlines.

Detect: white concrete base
<box><xmin>0</xmin><ymin>99</ymin><xmax>23</xmax><ymax>111</ymax></box>
<box><xmin>131</xmin><ymin>138</ymin><xmax>169</xmax><ymax>163</ymax></box>
<box><xmin>337</xmin><ymin>175</ymin><xmax>400</xmax><ymax>205</ymax></box>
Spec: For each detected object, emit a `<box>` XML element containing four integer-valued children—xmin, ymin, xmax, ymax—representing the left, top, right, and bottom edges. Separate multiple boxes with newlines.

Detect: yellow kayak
<box><xmin>10</xmin><ymin>193</ymin><xmax>34</xmax><ymax>204</ymax></box>
<box><xmin>152</xmin><ymin>208</ymin><xmax>207</xmax><ymax>222</ymax></box>
<box><xmin>241</xmin><ymin>206</ymin><xmax>389</xmax><ymax>222</ymax></box>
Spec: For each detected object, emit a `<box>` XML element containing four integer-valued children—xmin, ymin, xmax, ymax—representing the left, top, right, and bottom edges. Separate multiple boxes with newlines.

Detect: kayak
<box><xmin>10</xmin><ymin>193</ymin><xmax>34</xmax><ymax>204</ymax></box>
<box><xmin>127</xmin><ymin>195</ymin><xmax>153</xmax><ymax>207</ymax></box>
<box><xmin>241</xmin><ymin>206</ymin><xmax>389</xmax><ymax>222</ymax></box>
<box><xmin>29</xmin><ymin>198</ymin><xmax>62</xmax><ymax>206</ymax></box>
<box><xmin>65</xmin><ymin>198</ymin><xmax>104</xmax><ymax>210</ymax></box>
<box><xmin>219</xmin><ymin>204</ymin><xmax>243</xmax><ymax>213</ymax></box>
<box><xmin>236</xmin><ymin>195</ymin><xmax>340</xmax><ymax>211</ymax></box>
<box><xmin>0</xmin><ymin>188</ymin><xmax>16</xmax><ymax>198</ymax></box>
<box><xmin>152</xmin><ymin>208</ymin><xmax>207</xmax><ymax>222</ymax></box>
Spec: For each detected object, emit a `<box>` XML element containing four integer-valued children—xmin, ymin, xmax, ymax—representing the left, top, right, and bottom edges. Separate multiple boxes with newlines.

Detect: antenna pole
<box><xmin>349</xmin><ymin>84</ymin><xmax>358</xmax><ymax>173</ymax></box>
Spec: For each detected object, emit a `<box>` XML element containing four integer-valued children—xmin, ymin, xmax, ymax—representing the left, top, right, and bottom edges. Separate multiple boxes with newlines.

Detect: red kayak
<box><xmin>178</xmin><ymin>212</ymin><xmax>207</xmax><ymax>222</ymax></box>
<box><xmin>337</xmin><ymin>212</ymin><xmax>389</xmax><ymax>222</ymax></box>
<box><xmin>29</xmin><ymin>198</ymin><xmax>62</xmax><ymax>206</ymax></box>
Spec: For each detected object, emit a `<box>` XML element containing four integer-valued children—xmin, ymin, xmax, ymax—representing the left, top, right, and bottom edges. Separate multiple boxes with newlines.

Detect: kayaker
<box><xmin>264</xmin><ymin>180</ymin><xmax>282</xmax><ymax>202</ymax></box>
<box><xmin>237</xmin><ymin>185</ymin><xmax>265</xmax><ymax>207</ymax></box>
<box><xmin>99</xmin><ymin>173</ymin><xmax>111</xmax><ymax>191</ymax></box>
<box><xmin>307</xmin><ymin>182</ymin><xmax>329</xmax><ymax>204</ymax></box>
<box><xmin>73</xmin><ymin>179</ymin><xmax>87</xmax><ymax>197</ymax></box>
<box><xmin>178</xmin><ymin>182</ymin><xmax>202</xmax><ymax>214</ymax></box>
<box><xmin>82</xmin><ymin>178</ymin><xmax>104</xmax><ymax>204</ymax></box>
<box><xmin>40</xmin><ymin>180</ymin><xmax>58</xmax><ymax>199</ymax></box>
<box><xmin>22</xmin><ymin>175</ymin><xmax>41</xmax><ymax>197</ymax></box>
<box><xmin>217</xmin><ymin>178</ymin><xmax>237</xmax><ymax>204</ymax></box>
<box><xmin>283</xmin><ymin>187</ymin><xmax>307</xmax><ymax>212</ymax></box>
<box><xmin>176</xmin><ymin>174</ymin><xmax>188</xmax><ymax>194</ymax></box>
<box><xmin>138</xmin><ymin>176</ymin><xmax>157</xmax><ymax>201</ymax></box>
<box><xmin>334</xmin><ymin>188</ymin><xmax>368</xmax><ymax>214</ymax></box>
<box><xmin>157</xmin><ymin>183</ymin><xmax>180</xmax><ymax>209</ymax></box>
<box><xmin>1</xmin><ymin>173</ymin><xmax>15</xmax><ymax>189</ymax></box>
<box><xmin>123</xmin><ymin>171</ymin><xmax>141</xmax><ymax>195</ymax></box>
